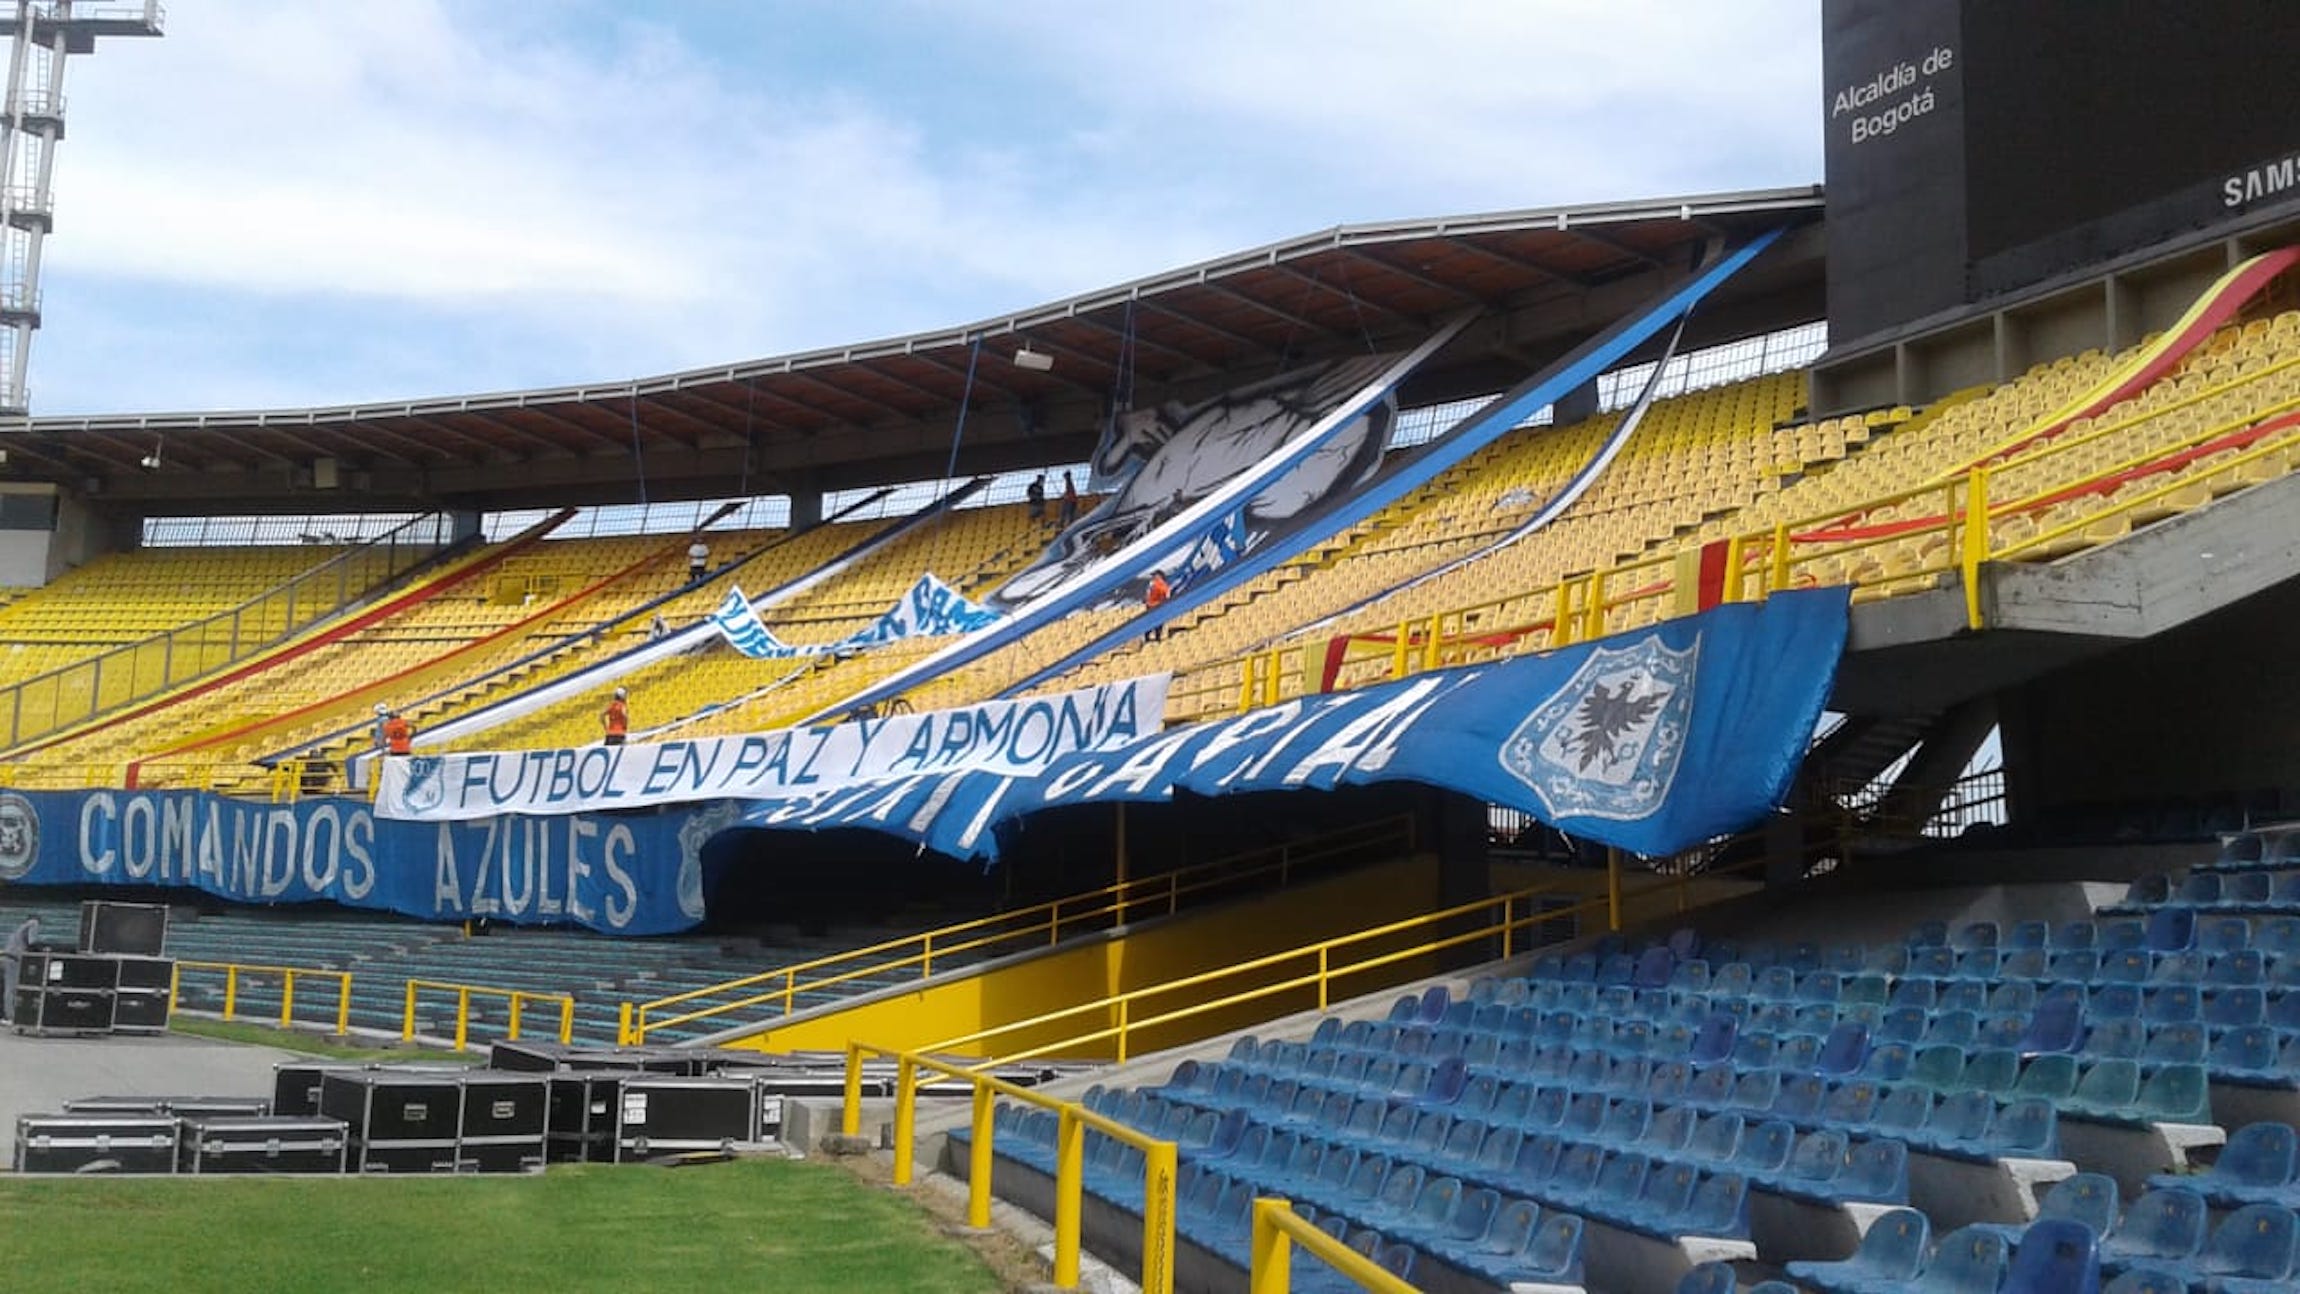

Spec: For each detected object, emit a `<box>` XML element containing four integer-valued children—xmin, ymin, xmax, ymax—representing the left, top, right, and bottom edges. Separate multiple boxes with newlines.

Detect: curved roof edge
<box><xmin>23</xmin><ymin>185</ymin><xmax>1822</xmax><ymax>435</ymax></box>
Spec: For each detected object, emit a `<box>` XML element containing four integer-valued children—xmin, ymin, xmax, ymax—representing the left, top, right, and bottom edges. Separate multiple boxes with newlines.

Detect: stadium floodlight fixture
<box><xmin>1012</xmin><ymin>346</ymin><xmax>1055</xmax><ymax>372</ymax></box>
<box><xmin>139</xmin><ymin>451</ymin><xmax>162</xmax><ymax>471</ymax></box>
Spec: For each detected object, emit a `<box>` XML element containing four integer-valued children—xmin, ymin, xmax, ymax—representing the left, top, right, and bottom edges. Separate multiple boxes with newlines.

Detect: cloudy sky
<box><xmin>34</xmin><ymin>1</ymin><xmax>1820</xmax><ymax>415</ymax></box>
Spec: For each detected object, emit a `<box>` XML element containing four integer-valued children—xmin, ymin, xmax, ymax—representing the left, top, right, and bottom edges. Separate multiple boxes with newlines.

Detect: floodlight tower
<box><xmin>0</xmin><ymin>0</ymin><xmax>162</xmax><ymax>416</ymax></box>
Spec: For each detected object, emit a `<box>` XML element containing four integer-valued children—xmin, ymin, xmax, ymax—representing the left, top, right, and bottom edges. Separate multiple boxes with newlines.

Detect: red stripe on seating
<box><xmin>48</xmin><ymin>511</ymin><xmax>574</xmax><ymax>780</ymax></box>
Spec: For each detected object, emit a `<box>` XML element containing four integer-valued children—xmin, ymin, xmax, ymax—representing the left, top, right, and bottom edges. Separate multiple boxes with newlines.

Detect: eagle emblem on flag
<box><xmin>1499</xmin><ymin>632</ymin><xmax>1697</xmax><ymax>821</ymax></box>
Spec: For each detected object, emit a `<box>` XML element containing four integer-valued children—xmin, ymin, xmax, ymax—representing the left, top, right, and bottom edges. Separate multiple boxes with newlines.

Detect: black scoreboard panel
<box><xmin>1963</xmin><ymin>0</ymin><xmax>2300</xmax><ymax>290</ymax></box>
<box><xmin>1824</xmin><ymin>0</ymin><xmax>2300</xmax><ymax>342</ymax></box>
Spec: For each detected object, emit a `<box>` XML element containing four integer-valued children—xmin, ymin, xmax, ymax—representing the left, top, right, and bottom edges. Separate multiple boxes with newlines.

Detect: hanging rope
<box><xmin>939</xmin><ymin>336</ymin><xmax>982</xmax><ymax>500</ymax></box>
<box><xmin>627</xmin><ymin>389</ymin><xmax>650</xmax><ymax>508</ymax></box>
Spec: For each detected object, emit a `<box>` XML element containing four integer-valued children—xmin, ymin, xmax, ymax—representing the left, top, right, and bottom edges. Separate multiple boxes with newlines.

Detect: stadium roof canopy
<box><xmin>5</xmin><ymin>185</ymin><xmax>1825</xmax><ymax>514</ymax></box>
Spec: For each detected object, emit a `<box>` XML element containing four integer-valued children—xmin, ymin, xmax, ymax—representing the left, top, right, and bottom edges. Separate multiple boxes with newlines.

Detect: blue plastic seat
<box><xmin>1940</xmin><ymin>980</ymin><xmax>1989</xmax><ymax>1014</ymax></box>
<box><xmin>1771</xmin><ymin>1073</ymin><xmax>1827</xmax><ymax>1124</ymax></box>
<box><xmin>2210</xmin><ymin>1025</ymin><xmax>2292</xmax><ymax>1087</ymax></box>
<box><xmin>2151</xmin><ymin>1122</ymin><xmax>2296</xmax><ymax>1208</ymax></box>
<box><xmin>1955</xmin><ymin>949</ymin><xmax>2003</xmax><ymax>982</ymax></box>
<box><xmin>1778</xmin><ymin>1128</ymin><xmax>1849</xmax><ymax>1194</ymax></box>
<box><xmin>1734</xmin><ymin>1119</ymin><xmax>1795</xmax><ymax>1176</ymax></box>
<box><xmin>1960</xmin><ymin>1048</ymin><xmax>2022</xmax><ymax>1095</ymax></box>
<box><xmin>1684</xmin><ymin>1172</ymin><xmax>1751</xmax><ymax>1239</ymax></box>
<box><xmin>1860</xmin><ymin>1042</ymin><xmax>1913</xmax><ymax>1083</ymax></box>
<box><xmin>2001</xmin><ymin>948</ymin><xmax>2049</xmax><ymax>982</ymax></box>
<box><xmin>2102</xmin><ymin>1188</ymin><xmax>2207</xmax><ymax>1271</ymax></box>
<box><xmin>2016</xmin><ymin>1053</ymin><xmax>2081</xmax><ymax>1102</ymax></box>
<box><xmin>1890</xmin><ymin>976</ymin><xmax>1939</xmax><ymax>1010</ymax></box>
<box><xmin>1911</xmin><ymin>1043</ymin><xmax>1965</xmax><ymax>1092</ymax></box>
<box><xmin>1914</xmin><ymin>1225</ymin><xmax>2012</xmax><ymax>1294</ymax></box>
<box><xmin>1909</xmin><ymin>946</ymin><xmax>1958</xmax><ymax>978</ymax></box>
<box><xmin>2143</xmin><ymin>1023</ymin><xmax>2208</xmax><ymax>1071</ymax></box>
<box><xmin>2145</xmin><ymin>906</ymin><xmax>2197</xmax><ymax>953</ymax></box>
<box><xmin>2259</xmin><ymin>917</ymin><xmax>2300</xmax><ymax>959</ymax></box>
<box><xmin>2101</xmin><ymin>919</ymin><xmax>2149</xmax><ymax>952</ymax></box>
<box><xmin>1880</xmin><ymin>1005</ymin><xmax>1930</xmax><ymax>1046</ymax></box>
<box><xmin>1460</xmin><ymin>1198</ymin><xmax>1541</xmax><ymax>1280</ymax></box>
<box><xmin>1923</xmin><ymin>1009</ymin><xmax>1980</xmax><ymax>1050</ymax></box>
<box><xmin>2001</xmin><ymin>1216</ymin><xmax>2102</xmax><ymax>1294</ymax></box>
<box><xmin>1838</xmin><ymin>1137</ymin><xmax>1910</xmax><ymax>1203</ymax></box>
<box><xmin>1927</xmin><ymin>1090</ymin><xmax>1996</xmax><ymax>1152</ymax></box>
<box><xmin>1498</xmin><ymin>1212</ymin><xmax>1584</xmax><ymax>1287</ymax></box>
<box><xmin>1871</xmin><ymin>1083</ymin><xmax>1933</xmax><ymax>1137</ymax></box>
<box><xmin>2101</xmin><ymin>950</ymin><xmax>2155</xmax><ymax>984</ymax></box>
<box><xmin>2210</xmin><ymin>949</ymin><xmax>2267</xmax><ymax>987</ymax></box>
<box><xmin>1784</xmin><ymin>1206</ymin><xmax>1929</xmax><ymax>1290</ymax></box>
<box><xmin>2223</xmin><ymin>871</ymin><xmax>2275</xmax><ymax>908</ymax></box>
<box><xmin>2187</xmin><ymin>1202</ymin><xmax>2299</xmax><ymax>1288</ymax></box>
<box><xmin>2048</xmin><ymin>950</ymin><xmax>2102</xmax><ymax>982</ymax></box>
<box><xmin>2206</xmin><ymin>985</ymin><xmax>2267</xmax><ymax>1030</ymax></box>
<box><xmin>2177</xmin><ymin>873</ymin><xmax>2224</xmax><ymax>906</ymax></box>
<box><xmin>2132</xmin><ymin>1063</ymin><xmax>2209</xmax><ymax>1125</ymax></box>
<box><xmin>1816</xmin><ymin>1022</ymin><xmax>1872</xmax><ymax>1076</ymax></box>
<box><xmin>1675</xmin><ymin>1261</ymin><xmax>1736</xmax><ymax>1294</ymax></box>
<box><xmin>2144</xmin><ymin>985</ymin><xmax>2201</xmax><ymax>1024</ymax></box>
<box><xmin>1687</xmin><ymin>1112</ymin><xmax>1744</xmax><ymax>1166</ymax></box>
<box><xmin>2086</xmin><ymin>1018</ymin><xmax>2146</xmax><ymax>1061</ymax></box>
<box><xmin>2056</xmin><ymin>920</ymin><xmax>2099</xmax><ymax>949</ymax></box>
<box><xmin>1989</xmin><ymin>1098</ymin><xmax>2060</xmax><ymax>1158</ymax></box>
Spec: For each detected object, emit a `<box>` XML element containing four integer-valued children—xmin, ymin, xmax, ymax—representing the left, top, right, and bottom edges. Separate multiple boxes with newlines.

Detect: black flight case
<box><xmin>611</xmin><ymin>1075</ymin><xmax>760</xmax><ymax>1161</ymax></box>
<box><xmin>455</xmin><ymin>1073</ymin><xmax>547</xmax><ymax>1173</ymax></box>
<box><xmin>12</xmin><ymin>952</ymin><xmax>115</xmax><ymax>1035</ymax></box>
<box><xmin>63</xmin><ymin>1095</ymin><xmax>272</xmax><ymax>1120</ymax></box>
<box><xmin>13</xmin><ymin>1114</ymin><xmax>178</xmax><ymax>1173</ymax></box>
<box><xmin>108</xmin><ymin>955</ymin><xmax>175</xmax><ymax>1033</ymax></box>
<box><xmin>78</xmin><ymin>899</ymin><xmax>169</xmax><ymax>956</ymax></box>
<box><xmin>320</xmin><ymin>1070</ymin><xmax>461</xmax><ymax>1174</ymax></box>
<box><xmin>178</xmin><ymin>1116</ymin><xmax>349</xmax><ymax>1174</ymax></box>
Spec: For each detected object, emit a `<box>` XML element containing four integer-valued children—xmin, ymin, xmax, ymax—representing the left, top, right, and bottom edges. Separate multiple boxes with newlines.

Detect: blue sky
<box><xmin>36</xmin><ymin>1</ymin><xmax>1820</xmax><ymax>415</ymax></box>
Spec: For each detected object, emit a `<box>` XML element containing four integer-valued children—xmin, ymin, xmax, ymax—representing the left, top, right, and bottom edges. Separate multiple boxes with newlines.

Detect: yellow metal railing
<box><xmin>0</xmin><ymin>512</ymin><xmax>455</xmax><ymax>752</ymax></box>
<box><xmin>1178</xmin><ymin>348</ymin><xmax>2300</xmax><ymax>717</ymax></box>
<box><xmin>403</xmin><ymin>979</ymin><xmax>575</xmax><ymax>1052</ymax></box>
<box><xmin>907</xmin><ymin>849</ymin><xmax>1781</xmax><ymax>1069</ymax></box>
<box><xmin>622</xmin><ymin>815</ymin><xmax>1417</xmax><ymax>1044</ymax></box>
<box><xmin>839</xmin><ymin>1045</ymin><xmax>1180</xmax><ymax>1294</ymax></box>
<box><xmin>832</xmin><ymin>849</ymin><xmax>1784</xmax><ymax>1293</ymax></box>
<box><xmin>1251</xmin><ymin>1198</ymin><xmax>1416</xmax><ymax>1294</ymax></box>
<box><xmin>173</xmin><ymin>959</ymin><xmax>355</xmax><ymax>1035</ymax></box>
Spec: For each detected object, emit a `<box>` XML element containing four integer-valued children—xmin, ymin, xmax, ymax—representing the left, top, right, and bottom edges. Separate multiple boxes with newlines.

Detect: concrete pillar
<box><xmin>789</xmin><ymin>490</ymin><xmax>823</xmax><ymax>530</ymax></box>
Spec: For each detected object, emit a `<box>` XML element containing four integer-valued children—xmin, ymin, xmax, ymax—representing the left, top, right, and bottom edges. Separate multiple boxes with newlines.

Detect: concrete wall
<box><xmin>1999</xmin><ymin>575</ymin><xmax>2300</xmax><ymax>815</ymax></box>
<box><xmin>732</xmin><ymin>853</ymin><xmax>1447</xmax><ymax>1061</ymax></box>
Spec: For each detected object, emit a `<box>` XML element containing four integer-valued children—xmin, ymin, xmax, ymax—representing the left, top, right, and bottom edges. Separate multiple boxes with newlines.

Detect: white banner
<box><xmin>711</xmin><ymin>573</ymin><xmax>1001</xmax><ymax>660</ymax></box>
<box><xmin>375</xmin><ymin>673</ymin><xmax>1170</xmax><ymax>821</ymax></box>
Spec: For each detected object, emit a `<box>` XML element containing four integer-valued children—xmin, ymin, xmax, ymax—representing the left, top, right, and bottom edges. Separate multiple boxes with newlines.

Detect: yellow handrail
<box><xmin>910</xmin><ymin>848</ymin><xmax>1786</xmax><ymax>1069</ymax></box>
<box><xmin>401</xmin><ymin>979</ymin><xmax>575</xmax><ymax>1052</ymax></box>
<box><xmin>173</xmin><ymin>959</ymin><xmax>355</xmax><ymax>1035</ymax></box>
<box><xmin>623</xmin><ymin>814</ymin><xmax>1417</xmax><ymax>1043</ymax></box>
<box><xmin>840</xmin><ymin>1043</ymin><xmax>1179</xmax><ymax>1294</ymax></box>
<box><xmin>1250</xmin><ymin>1198</ymin><xmax>1417</xmax><ymax>1294</ymax></box>
<box><xmin>1184</xmin><ymin>341</ymin><xmax>2300</xmax><ymax>714</ymax></box>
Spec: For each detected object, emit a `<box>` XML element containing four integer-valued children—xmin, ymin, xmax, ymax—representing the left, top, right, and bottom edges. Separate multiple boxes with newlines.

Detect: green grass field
<box><xmin>0</xmin><ymin>1159</ymin><xmax>1004</xmax><ymax>1293</ymax></box>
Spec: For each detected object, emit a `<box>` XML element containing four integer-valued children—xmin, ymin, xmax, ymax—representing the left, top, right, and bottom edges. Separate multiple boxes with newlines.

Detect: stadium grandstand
<box><xmin>11</xmin><ymin>3</ymin><xmax>2300</xmax><ymax>1294</ymax></box>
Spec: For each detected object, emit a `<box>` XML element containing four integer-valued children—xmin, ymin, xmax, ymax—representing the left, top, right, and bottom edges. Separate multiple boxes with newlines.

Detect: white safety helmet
<box><xmin>375</xmin><ymin>702</ymin><xmax>389</xmax><ymax>716</ymax></box>
<box><xmin>613</xmin><ymin>687</ymin><xmax>628</xmax><ymax>700</ymax></box>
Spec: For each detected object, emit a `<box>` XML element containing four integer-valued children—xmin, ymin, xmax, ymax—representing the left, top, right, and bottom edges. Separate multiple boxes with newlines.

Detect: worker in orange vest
<box><xmin>603</xmin><ymin>687</ymin><xmax>630</xmax><ymax>746</ymax></box>
<box><xmin>381</xmin><ymin>708</ymin><xmax>414</xmax><ymax>757</ymax></box>
<box><xmin>1143</xmin><ymin>569</ymin><xmax>1172</xmax><ymax>642</ymax></box>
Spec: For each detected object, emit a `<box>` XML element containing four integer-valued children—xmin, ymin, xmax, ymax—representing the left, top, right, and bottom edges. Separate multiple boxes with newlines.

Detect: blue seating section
<box><xmin>0</xmin><ymin>896</ymin><xmax>936</xmax><ymax>1045</ymax></box>
<box><xmin>970</xmin><ymin>913</ymin><xmax>2300</xmax><ymax>1292</ymax></box>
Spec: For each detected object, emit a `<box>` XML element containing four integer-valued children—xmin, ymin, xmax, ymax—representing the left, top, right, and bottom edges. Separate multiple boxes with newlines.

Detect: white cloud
<box><xmin>26</xmin><ymin>0</ymin><xmax>1819</xmax><ymax>413</ymax></box>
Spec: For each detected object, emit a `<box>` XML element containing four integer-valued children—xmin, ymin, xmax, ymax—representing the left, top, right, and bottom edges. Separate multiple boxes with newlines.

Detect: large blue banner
<box><xmin>3</xmin><ymin>592</ymin><xmax>1846</xmax><ymax>933</ymax></box>
<box><xmin>723</xmin><ymin>589</ymin><xmax>1851</xmax><ymax>862</ymax></box>
<box><xmin>0</xmin><ymin>789</ymin><xmax>722</xmax><ymax>935</ymax></box>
